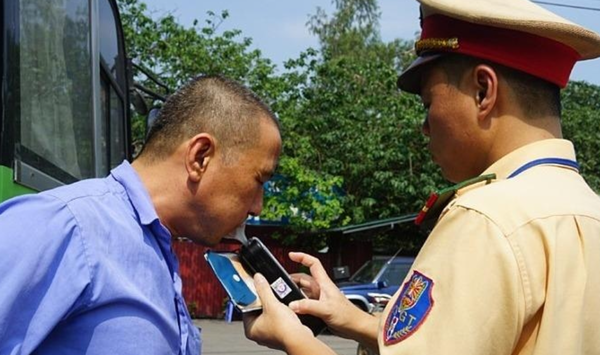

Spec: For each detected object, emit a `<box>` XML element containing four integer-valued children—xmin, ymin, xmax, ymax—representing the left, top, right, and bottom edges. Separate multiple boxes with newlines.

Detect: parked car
<box><xmin>336</xmin><ymin>255</ymin><xmax>415</xmax><ymax>312</ymax></box>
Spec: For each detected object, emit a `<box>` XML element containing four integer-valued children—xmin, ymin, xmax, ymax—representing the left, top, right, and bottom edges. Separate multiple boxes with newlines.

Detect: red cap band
<box><xmin>419</xmin><ymin>15</ymin><xmax>581</xmax><ymax>87</ymax></box>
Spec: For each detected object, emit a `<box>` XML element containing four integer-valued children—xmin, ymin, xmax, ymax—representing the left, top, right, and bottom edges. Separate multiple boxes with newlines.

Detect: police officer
<box><xmin>243</xmin><ymin>0</ymin><xmax>600</xmax><ymax>354</ymax></box>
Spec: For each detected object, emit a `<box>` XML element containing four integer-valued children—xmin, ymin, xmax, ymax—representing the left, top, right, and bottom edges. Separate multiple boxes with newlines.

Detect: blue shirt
<box><xmin>0</xmin><ymin>161</ymin><xmax>201</xmax><ymax>355</ymax></box>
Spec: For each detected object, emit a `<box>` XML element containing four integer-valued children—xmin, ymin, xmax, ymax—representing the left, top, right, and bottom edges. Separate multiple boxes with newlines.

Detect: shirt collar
<box><xmin>481</xmin><ymin>139</ymin><xmax>577</xmax><ymax>180</ymax></box>
<box><xmin>110</xmin><ymin>161</ymin><xmax>159</xmax><ymax>226</ymax></box>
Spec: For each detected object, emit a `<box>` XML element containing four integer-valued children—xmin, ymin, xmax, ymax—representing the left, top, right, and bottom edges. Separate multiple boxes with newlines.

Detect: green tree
<box><xmin>117</xmin><ymin>0</ymin><xmax>346</xmax><ymax>241</ymax></box>
<box><xmin>562</xmin><ymin>81</ymin><xmax>600</xmax><ymax>192</ymax></box>
<box><xmin>117</xmin><ymin>0</ymin><xmax>600</xmax><ymax>253</ymax></box>
<box><xmin>268</xmin><ymin>0</ymin><xmax>443</xmax><ymax>252</ymax></box>
<box><xmin>281</xmin><ymin>0</ymin><xmax>443</xmax><ymax>221</ymax></box>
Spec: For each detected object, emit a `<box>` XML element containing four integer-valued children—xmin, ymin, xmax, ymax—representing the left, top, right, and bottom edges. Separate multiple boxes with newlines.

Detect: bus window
<box><xmin>110</xmin><ymin>85</ymin><xmax>125</xmax><ymax>167</ymax></box>
<box><xmin>99</xmin><ymin>0</ymin><xmax>127</xmax><ymax>174</ymax></box>
<box><xmin>4</xmin><ymin>0</ymin><xmax>130</xmax><ymax>191</ymax></box>
<box><xmin>18</xmin><ymin>0</ymin><xmax>94</xmax><ymax>183</ymax></box>
<box><xmin>98</xmin><ymin>72</ymin><xmax>125</xmax><ymax>175</ymax></box>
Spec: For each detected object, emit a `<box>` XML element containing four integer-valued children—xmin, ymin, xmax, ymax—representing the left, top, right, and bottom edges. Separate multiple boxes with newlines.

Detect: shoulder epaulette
<box><xmin>415</xmin><ymin>173</ymin><xmax>496</xmax><ymax>230</ymax></box>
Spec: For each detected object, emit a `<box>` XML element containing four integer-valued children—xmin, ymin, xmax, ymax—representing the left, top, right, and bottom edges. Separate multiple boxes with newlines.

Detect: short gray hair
<box><xmin>139</xmin><ymin>75</ymin><xmax>279</xmax><ymax>163</ymax></box>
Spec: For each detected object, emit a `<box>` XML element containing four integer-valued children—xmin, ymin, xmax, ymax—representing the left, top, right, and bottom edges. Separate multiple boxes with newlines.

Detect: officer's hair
<box><xmin>138</xmin><ymin>75</ymin><xmax>279</xmax><ymax>164</ymax></box>
<box><xmin>438</xmin><ymin>54</ymin><xmax>562</xmax><ymax>119</ymax></box>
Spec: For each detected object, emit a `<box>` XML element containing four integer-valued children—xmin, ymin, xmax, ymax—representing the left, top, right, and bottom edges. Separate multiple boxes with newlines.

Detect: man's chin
<box><xmin>204</xmin><ymin>236</ymin><xmax>224</xmax><ymax>247</ymax></box>
<box><xmin>184</xmin><ymin>234</ymin><xmax>223</xmax><ymax>247</ymax></box>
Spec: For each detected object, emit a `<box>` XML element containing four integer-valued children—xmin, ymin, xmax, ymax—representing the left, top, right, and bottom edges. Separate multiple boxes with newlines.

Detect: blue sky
<box><xmin>140</xmin><ymin>0</ymin><xmax>600</xmax><ymax>86</ymax></box>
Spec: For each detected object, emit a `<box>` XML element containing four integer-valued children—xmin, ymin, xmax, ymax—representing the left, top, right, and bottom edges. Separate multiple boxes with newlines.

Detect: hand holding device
<box><xmin>205</xmin><ymin>226</ymin><xmax>326</xmax><ymax>335</ymax></box>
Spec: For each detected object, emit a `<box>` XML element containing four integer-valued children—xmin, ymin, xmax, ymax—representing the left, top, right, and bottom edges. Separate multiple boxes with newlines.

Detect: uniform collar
<box><xmin>110</xmin><ymin>161</ymin><xmax>159</xmax><ymax>226</ymax></box>
<box><xmin>416</xmin><ymin>139</ymin><xmax>577</xmax><ymax>230</ymax></box>
<box><xmin>481</xmin><ymin>139</ymin><xmax>577</xmax><ymax>180</ymax></box>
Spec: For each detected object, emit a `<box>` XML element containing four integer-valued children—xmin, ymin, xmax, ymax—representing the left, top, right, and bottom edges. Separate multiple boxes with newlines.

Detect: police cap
<box><xmin>397</xmin><ymin>0</ymin><xmax>600</xmax><ymax>94</ymax></box>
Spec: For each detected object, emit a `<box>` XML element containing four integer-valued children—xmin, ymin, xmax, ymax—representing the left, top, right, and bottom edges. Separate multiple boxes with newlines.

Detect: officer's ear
<box><xmin>186</xmin><ymin>133</ymin><xmax>215</xmax><ymax>183</ymax></box>
<box><xmin>472</xmin><ymin>64</ymin><xmax>498</xmax><ymax>119</ymax></box>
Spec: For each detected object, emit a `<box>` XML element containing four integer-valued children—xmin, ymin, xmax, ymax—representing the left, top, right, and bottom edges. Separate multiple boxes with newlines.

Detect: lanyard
<box><xmin>508</xmin><ymin>157</ymin><xmax>579</xmax><ymax>179</ymax></box>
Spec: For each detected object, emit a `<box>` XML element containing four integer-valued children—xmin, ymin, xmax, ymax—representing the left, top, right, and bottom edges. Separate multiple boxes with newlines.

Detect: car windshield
<box><xmin>379</xmin><ymin>262</ymin><xmax>412</xmax><ymax>286</ymax></box>
<box><xmin>349</xmin><ymin>259</ymin><xmax>388</xmax><ymax>284</ymax></box>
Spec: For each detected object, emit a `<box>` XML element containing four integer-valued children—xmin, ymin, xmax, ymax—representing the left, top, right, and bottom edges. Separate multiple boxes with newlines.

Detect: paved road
<box><xmin>195</xmin><ymin>319</ymin><xmax>359</xmax><ymax>355</ymax></box>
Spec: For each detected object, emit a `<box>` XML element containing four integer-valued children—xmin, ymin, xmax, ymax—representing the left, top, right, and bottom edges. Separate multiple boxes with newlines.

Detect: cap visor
<box><xmin>397</xmin><ymin>54</ymin><xmax>443</xmax><ymax>94</ymax></box>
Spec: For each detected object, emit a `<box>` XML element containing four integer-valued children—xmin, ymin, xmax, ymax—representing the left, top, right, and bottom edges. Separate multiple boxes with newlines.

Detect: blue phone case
<box><xmin>204</xmin><ymin>251</ymin><xmax>259</xmax><ymax>310</ymax></box>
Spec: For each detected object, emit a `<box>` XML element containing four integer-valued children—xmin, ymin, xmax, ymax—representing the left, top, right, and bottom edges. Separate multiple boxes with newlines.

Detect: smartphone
<box><xmin>239</xmin><ymin>237</ymin><xmax>327</xmax><ymax>335</ymax></box>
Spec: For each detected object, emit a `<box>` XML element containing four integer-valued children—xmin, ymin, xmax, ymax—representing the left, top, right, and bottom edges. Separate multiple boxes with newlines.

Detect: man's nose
<box><xmin>248</xmin><ymin>193</ymin><xmax>264</xmax><ymax>217</ymax></box>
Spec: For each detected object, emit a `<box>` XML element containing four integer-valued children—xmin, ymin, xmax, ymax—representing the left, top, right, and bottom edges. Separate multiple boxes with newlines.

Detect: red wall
<box><xmin>173</xmin><ymin>234</ymin><xmax>372</xmax><ymax>318</ymax></box>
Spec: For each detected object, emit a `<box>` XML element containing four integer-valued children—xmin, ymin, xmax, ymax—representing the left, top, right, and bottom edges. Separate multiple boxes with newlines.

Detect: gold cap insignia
<box><xmin>415</xmin><ymin>37</ymin><xmax>459</xmax><ymax>55</ymax></box>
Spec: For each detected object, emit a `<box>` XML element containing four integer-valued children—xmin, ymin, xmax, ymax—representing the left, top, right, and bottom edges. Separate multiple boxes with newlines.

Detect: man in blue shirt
<box><xmin>0</xmin><ymin>75</ymin><xmax>282</xmax><ymax>354</ymax></box>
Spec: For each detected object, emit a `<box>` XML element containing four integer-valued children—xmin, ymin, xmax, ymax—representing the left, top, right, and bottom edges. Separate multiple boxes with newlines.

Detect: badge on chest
<box><xmin>383</xmin><ymin>271</ymin><xmax>434</xmax><ymax>345</ymax></box>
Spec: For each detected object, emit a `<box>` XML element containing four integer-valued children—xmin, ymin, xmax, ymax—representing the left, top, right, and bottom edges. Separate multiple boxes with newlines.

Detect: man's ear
<box><xmin>186</xmin><ymin>133</ymin><xmax>215</xmax><ymax>183</ymax></box>
<box><xmin>473</xmin><ymin>64</ymin><xmax>498</xmax><ymax>120</ymax></box>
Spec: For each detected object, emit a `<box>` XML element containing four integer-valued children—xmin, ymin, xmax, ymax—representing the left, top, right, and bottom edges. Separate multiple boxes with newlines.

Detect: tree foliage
<box><xmin>267</xmin><ymin>0</ymin><xmax>442</xmax><ymax>252</ymax></box>
<box><xmin>562</xmin><ymin>81</ymin><xmax>600</xmax><ymax>192</ymax></box>
<box><xmin>117</xmin><ymin>0</ymin><xmax>347</xmax><ymax>242</ymax></box>
<box><xmin>117</xmin><ymin>0</ymin><xmax>600</xmax><ymax>252</ymax></box>
<box><xmin>281</xmin><ymin>0</ymin><xmax>444</xmax><ymax>222</ymax></box>
<box><xmin>119</xmin><ymin>0</ymin><xmax>277</xmax><ymax>91</ymax></box>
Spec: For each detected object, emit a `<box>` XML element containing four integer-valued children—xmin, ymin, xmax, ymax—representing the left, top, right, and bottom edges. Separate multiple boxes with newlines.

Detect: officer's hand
<box><xmin>243</xmin><ymin>273</ymin><xmax>313</xmax><ymax>352</ymax></box>
<box><xmin>291</xmin><ymin>272</ymin><xmax>320</xmax><ymax>299</ymax></box>
<box><xmin>287</xmin><ymin>252</ymin><xmax>373</xmax><ymax>340</ymax></box>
